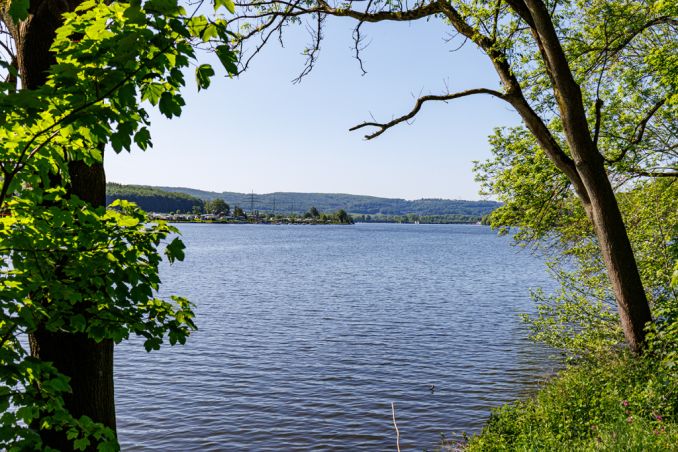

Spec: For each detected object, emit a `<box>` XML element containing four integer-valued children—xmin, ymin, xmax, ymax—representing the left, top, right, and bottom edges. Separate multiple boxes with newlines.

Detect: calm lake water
<box><xmin>115</xmin><ymin>223</ymin><xmax>555</xmax><ymax>450</ymax></box>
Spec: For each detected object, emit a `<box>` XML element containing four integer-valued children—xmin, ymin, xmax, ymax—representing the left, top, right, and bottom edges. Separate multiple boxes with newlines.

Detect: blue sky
<box><xmin>105</xmin><ymin>16</ymin><xmax>522</xmax><ymax>200</ymax></box>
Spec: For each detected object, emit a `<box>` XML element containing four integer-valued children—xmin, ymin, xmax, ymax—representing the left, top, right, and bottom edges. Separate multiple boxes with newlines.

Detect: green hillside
<box><xmin>106</xmin><ymin>183</ymin><xmax>203</xmax><ymax>213</ymax></box>
<box><xmin>155</xmin><ymin>186</ymin><xmax>500</xmax><ymax>216</ymax></box>
<box><xmin>106</xmin><ymin>183</ymin><xmax>500</xmax><ymax>219</ymax></box>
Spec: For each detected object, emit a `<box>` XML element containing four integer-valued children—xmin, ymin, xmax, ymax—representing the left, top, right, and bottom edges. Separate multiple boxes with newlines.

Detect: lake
<box><xmin>115</xmin><ymin>223</ymin><xmax>556</xmax><ymax>450</ymax></box>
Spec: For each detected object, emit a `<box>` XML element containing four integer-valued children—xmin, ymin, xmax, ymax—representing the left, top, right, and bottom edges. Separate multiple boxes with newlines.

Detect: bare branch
<box><xmin>349</xmin><ymin>88</ymin><xmax>506</xmax><ymax>139</ymax></box>
<box><xmin>313</xmin><ymin>0</ymin><xmax>443</xmax><ymax>23</ymax></box>
<box><xmin>627</xmin><ymin>168</ymin><xmax>678</xmax><ymax>178</ymax></box>
<box><xmin>293</xmin><ymin>11</ymin><xmax>325</xmax><ymax>83</ymax></box>
<box><xmin>351</xmin><ymin>0</ymin><xmax>374</xmax><ymax>75</ymax></box>
<box><xmin>593</xmin><ymin>98</ymin><xmax>603</xmax><ymax>147</ymax></box>
<box><xmin>606</xmin><ymin>98</ymin><xmax>667</xmax><ymax>164</ymax></box>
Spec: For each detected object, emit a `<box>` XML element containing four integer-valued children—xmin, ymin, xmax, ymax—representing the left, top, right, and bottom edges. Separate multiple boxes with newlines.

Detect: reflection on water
<box><xmin>115</xmin><ymin>223</ymin><xmax>555</xmax><ymax>450</ymax></box>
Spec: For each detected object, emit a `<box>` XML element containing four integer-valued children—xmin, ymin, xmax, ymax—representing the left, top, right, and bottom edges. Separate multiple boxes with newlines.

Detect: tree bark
<box><xmin>521</xmin><ymin>0</ymin><xmax>653</xmax><ymax>352</ymax></box>
<box><xmin>572</xmin><ymin>146</ymin><xmax>653</xmax><ymax>353</ymax></box>
<box><xmin>6</xmin><ymin>0</ymin><xmax>116</xmax><ymax>448</ymax></box>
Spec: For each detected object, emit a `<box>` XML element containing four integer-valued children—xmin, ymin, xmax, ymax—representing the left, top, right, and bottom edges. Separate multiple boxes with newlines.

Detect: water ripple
<box><xmin>115</xmin><ymin>224</ymin><xmax>555</xmax><ymax>450</ymax></box>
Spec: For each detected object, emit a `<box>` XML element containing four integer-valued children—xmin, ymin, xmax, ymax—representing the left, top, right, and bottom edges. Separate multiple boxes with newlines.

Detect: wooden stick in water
<box><xmin>391</xmin><ymin>402</ymin><xmax>401</xmax><ymax>452</ymax></box>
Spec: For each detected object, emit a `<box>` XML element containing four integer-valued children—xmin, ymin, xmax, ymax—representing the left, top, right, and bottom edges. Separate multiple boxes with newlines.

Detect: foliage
<box><xmin>0</xmin><ymin>0</ymin><xmax>236</xmax><ymax>449</ymax></box>
<box><xmin>204</xmin><ymin>198</ymin><xmax>230</xmax><ymax>215</ymax></box>
<box><xmin>335</xmin><ymin>209</ymin><xmax>352</xmax><ymax>224</ymax></box>
<box><xmin>107</xmin><ymin>182</ymin><xmax>204</xmax><ymax>213</ymax></box>
<box><xmin>153</xmin><ymin>185</ymin><xmax>501</xmax><ymax>216</ymax></box>
<box><xmin>466</xmin><ymin>348</ymin><xmax>678</xmax><ymax>451</ymax></box>
<box><xmin>478</xmin><ymin>156</ymin><xmax>678</xmax><ymax>357</ymax></box>
<box><xmin>232</xmin><ymin>205</ymin><xmax>246</xmax><ymax>218</ymax></box>
<box><xmin>465</xmin><ymin>1</ymin><xmax>677</xmax><ymax>444</ymax></box>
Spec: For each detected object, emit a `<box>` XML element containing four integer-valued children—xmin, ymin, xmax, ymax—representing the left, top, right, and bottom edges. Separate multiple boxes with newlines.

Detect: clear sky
<box><xmin>105</xmin><ymin>16</ymin><xmax>522</xmax><ymax>200</ymax></box>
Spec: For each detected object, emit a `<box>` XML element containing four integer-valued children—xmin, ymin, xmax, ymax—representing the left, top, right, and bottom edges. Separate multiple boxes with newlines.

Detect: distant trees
<box><xmin>106</xmin><ymin>183</ymin><xmax>203</xmax><ymax>213</ymax></box>
<box><xmin>233</xmin><ymin>206</ymin><xmax>246</xmax><ymax>218</ymax></box>
<box><xmin>205</xmin><ymin>199</ymin><xmax>230</xmax><ymax>216</ymax></box>
<box><xmin>308</xmin><ymin>206</ymin><xmax>320</xmax><ymax>218</ymax></box>
<box><xmin>335</xmin><ymin>209</ymin><xmax>352</xmax><ymax>224</ymax></box>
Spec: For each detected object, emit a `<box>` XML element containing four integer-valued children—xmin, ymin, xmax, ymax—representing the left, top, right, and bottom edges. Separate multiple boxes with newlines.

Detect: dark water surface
<box><xmin>115</xmin><ymin>223</ymin><xmax>555</xmax><ymax>450</ymax></box>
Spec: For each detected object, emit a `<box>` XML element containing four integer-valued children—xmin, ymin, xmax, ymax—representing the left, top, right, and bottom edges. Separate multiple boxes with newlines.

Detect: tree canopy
<box><xmin>0</xmin><ymin>0</ymin><xmax>237</xmax><ymax>448</ymax></box>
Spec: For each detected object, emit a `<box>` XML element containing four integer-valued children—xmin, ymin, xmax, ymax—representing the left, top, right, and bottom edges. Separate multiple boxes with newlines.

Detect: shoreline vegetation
<box><xmin>152</xmin><ymin>213</ymin><xmax>486</xmax><ymax>225</ymax></box>
<box><xmin>458</xmin><ymin>349</ymin><xmax>678</xmax><ymax>450</ymax></box>
<box><xmin>152</xmin><ymin>211</ymin><xmax>355</xmax><ymax>225</ymax></box>
<box><xmin>108</xmin><ymin>182</ymin><xmax>495</xmax><ymax>225</ymax></box>
<box><xmin>454</xmin><ymin>179</ymin><xmax>678</xmax><ymax>450</ymax></box>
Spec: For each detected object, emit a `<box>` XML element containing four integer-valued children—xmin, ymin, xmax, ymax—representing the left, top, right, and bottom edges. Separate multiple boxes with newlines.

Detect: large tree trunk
<box><xmin>522</xmin><ymin>0</ymin><xmax>653</xmax><ymax>353</ymax></box>
<box><xmin>8</xmin><ymin>1</ymin><xmax>116</xmax><ymax>448</ymax></box>
<box><xmin>574</xmin><ymin>148</ymin><xmax>653</xmax><ymax>353</ymax></box>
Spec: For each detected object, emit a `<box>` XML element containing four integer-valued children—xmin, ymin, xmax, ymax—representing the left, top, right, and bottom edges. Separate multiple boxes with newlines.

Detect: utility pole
<box><xmin>272</xmin><ymin>196</ymin><xmax>276</xmax><ymax>216</ymax></box>
<box><xmin>249</xmin><ymin>190</ymin><xmax>255</xmax><ymax>216</ymax></box>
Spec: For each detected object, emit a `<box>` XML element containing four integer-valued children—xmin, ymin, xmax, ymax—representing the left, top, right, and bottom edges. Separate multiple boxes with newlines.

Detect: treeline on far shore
<box><xmin>106</xmin><ymin>183</ymin><xmax>496</xmax><ymax>225</ymax></box>
<box><xmin>154</xmin><ymin>206</ymin><xmax>354</xmax><ymax>225</ymax></box>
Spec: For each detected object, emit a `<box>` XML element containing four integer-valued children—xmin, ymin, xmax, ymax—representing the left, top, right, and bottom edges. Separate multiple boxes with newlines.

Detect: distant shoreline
<box><xmin>165</xmin><ymin>219</ymin><xmax>485</xmax><ymax>226</ymax></box>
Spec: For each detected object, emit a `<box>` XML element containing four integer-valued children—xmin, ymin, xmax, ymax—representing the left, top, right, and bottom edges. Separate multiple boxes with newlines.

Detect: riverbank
<box><xmin>458</xmin><ymin>347</ymin><xmax>677</xmax><ymax>450</ymax></box>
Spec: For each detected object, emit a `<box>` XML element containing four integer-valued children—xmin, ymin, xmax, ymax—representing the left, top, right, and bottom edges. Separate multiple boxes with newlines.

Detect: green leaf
<box><xmin>201</xmin><ymin>24</ymin><xmax>219</xmax><ymax>42</ymax></box>
<box><xmin>187</xmin><ymin>16</ymin><xmax>209</xmax><ymax>38</ymax></box>
<box><xmin>8</xmin><ymin>0</ymin><xmax>29</xmax><ymax>21</ymax></box>
<box><xmin>145</xmin><ymin>0</ymin><xmax>179</xmax><ymax>15</ymax></box>
<box><xmin>74</xmin><ymin>437</ymin><xmax>90</xmax><ymax>451</ymax></box>
<box><xmin>70</xmin><ymin>315</ymin><xmax>87</xmax><ymax>333</ymax></box>
<box><xmin>214</xmin><ymin>0</ymin><xmax>236</xmax><ymax>14</ymax></box>
<box><xmin>134</xmin><ymin>128</ymin><xmax>152</xmax><ymax>150</ymax></box>
<box><xmin>118</xmin><ymin>216</ymin><xmax>140</xmax><ymax>227</ymax></box>
<box><xmin>142</xmin><ymin>83</ymin><xmax>164</xmax><ymax>105</ymax></box>
<box><xmin>215</xmin><ymin>45</ymin><xmax>238</xmax><ymax>75</ymax></box>
<box><xmin>195</xmin><ymin>64</ymin><xmax>215</xmax><ymax>91</ymax></box>
<box><xmin>165</xmin><ymin>237</ymin><xmax>186</xmax><ymax>263</ymax></box>
<box><xmin>122</xmin><ymin>4</ymin><xmax>146</xmax><ymax>23</ymax></box>
<box><xmin>158</xmin><ymin>92</ymin><xmax>184</xmax><ymax>118</ymax></box>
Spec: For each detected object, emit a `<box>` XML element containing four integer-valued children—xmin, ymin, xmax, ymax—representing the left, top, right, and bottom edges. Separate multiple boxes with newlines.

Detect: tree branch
<box><xmin>606</xmin><ymin>98</ymin><xmax>666</xmax><ymax>164</ymax></box>
<box><xmin>627</xmin><ymin>168</ymin><xmax>678</xmax><ymax>178</ymax></box>
<box><xmin>314</xmin><ymin>0</ymin><xmax>443</xmax><ymax>23</ymax></box>
<box><xmin>593</xmin><ymin>98</ymin><xmax>603</xmax><ymax>147</ymax></box>
<box><xmin>349</xmin><ymin>88</ymin><xmax>506</xmax><ymax>139</ymax></box>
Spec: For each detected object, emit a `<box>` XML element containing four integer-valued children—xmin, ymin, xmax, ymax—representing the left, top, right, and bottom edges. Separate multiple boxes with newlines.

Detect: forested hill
<box><xmin>106</xmin><ymin>183</ymin><xmax>203</xmax><ymax>213</ymax></box>
<box><xmin>152</xmin><ymin>185</ymin><xmax>500</xmax><ymax>216</ymax></box>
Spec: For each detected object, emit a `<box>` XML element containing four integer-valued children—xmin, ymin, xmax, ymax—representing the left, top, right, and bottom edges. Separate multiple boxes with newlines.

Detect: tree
<box><xmin>0</xmin><ymin>0</ymin><xmax>237</xmax><ymax>449</ymax></box>
<box><xmin>308</xmin><ymin>206</ymin><xmax>320</xmax><ymax>218</ymax></box>
<box><xmin>335</xmin><ymin>209</ymin><xmax>352</xmax><ymax>224</ymax></box>
<box><xmin>205</xmin><ymin>198</ymin><xmax>230</xmax><ymax>215</ymax></box>
<box><xmin>229</xmin><ymin>0</ymin><xmax>677</xmax><ymax>353</ymax></box>
<box><xmin>233</xmin><ymin>205</ymin><xmax>246</xmax><ymax>218</ymax></box>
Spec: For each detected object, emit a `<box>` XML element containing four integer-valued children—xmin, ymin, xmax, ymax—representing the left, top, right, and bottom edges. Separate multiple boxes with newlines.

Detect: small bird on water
<box><xmin>429</xmin><ymin>384</ymin><xmax>435</xmax><ymax>393</ymax></box>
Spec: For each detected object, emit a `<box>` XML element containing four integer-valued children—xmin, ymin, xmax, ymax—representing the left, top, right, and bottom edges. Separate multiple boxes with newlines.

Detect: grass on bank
<box><xmin>463</xmin><ymin>349</ymin><xmax>677</xmax><ymax>451</ymax></box>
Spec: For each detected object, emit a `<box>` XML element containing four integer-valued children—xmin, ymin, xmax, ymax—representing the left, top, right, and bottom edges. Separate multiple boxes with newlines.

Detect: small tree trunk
<box><xmin>8</xmin><ymin>1</ymin><xmax>117</xmax><ymax>448</ymax></box>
